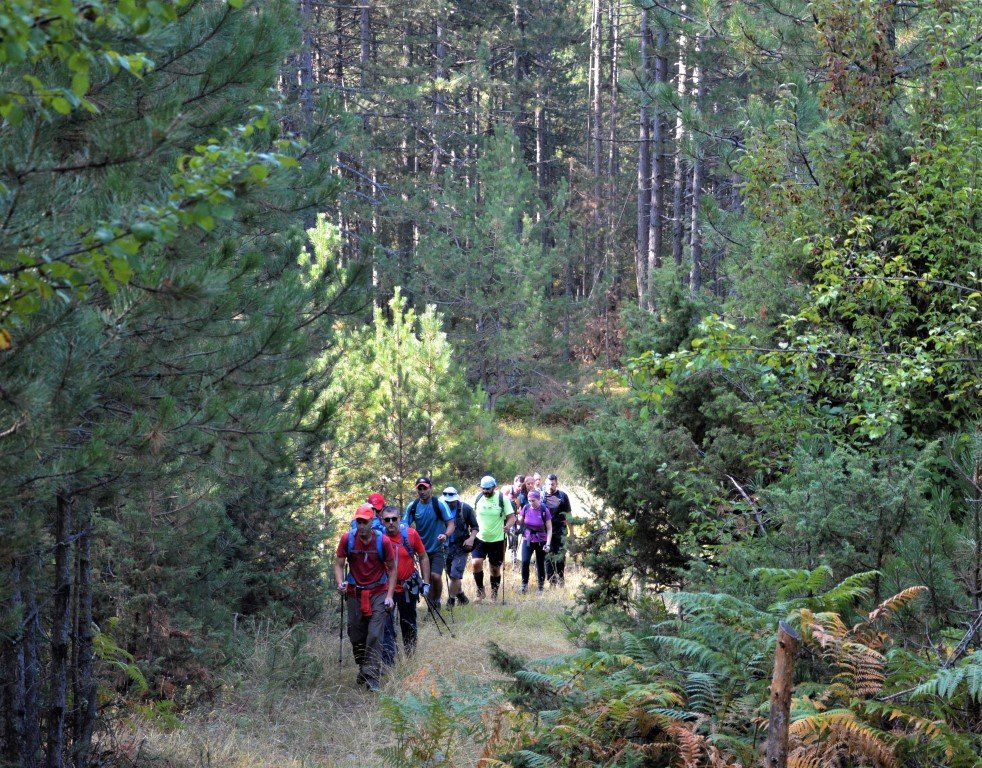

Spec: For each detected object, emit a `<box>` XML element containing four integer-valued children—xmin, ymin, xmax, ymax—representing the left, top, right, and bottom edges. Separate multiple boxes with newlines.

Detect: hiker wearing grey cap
<box><xmin>441</xmin><ymin>486</ymin><xmax>478</xmax><ymax>608</ymax></box>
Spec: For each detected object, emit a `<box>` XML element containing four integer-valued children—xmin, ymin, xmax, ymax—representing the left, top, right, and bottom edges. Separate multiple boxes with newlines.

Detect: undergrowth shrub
<box><xmin>492</xmin><ymin>569</ymin><xmax>982</xmax><ymax>767</ymax></box>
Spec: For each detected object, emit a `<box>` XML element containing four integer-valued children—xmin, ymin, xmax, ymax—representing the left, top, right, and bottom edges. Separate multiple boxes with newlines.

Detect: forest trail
<box><xmin>131</xmin><ymin>563</ymin><xmax>586</xmax><ymax>768</ymax></box>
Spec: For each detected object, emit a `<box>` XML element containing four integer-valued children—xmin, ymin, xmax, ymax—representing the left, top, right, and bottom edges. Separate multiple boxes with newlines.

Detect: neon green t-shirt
<box><xmin>474</xmin><ymin>491</ymin><xmax>510</xmax><ymax>543</ymax></box>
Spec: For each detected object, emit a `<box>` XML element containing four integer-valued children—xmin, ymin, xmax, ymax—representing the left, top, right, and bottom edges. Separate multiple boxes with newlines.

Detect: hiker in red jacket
<box><xmin>334</xmin><ymin>504</ymin><xmax>397</xmax><ymax>691</ymax></box>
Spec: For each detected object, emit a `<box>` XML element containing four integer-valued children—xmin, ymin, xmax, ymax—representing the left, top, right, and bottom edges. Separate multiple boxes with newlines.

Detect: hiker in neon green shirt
<box><xmin>470</xmin><ymin>475</ymin><xmax>516</xmax><ymax>602</ymax></box>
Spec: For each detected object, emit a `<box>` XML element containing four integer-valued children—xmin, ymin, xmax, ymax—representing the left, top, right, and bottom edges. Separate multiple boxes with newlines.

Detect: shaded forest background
<box><xmin>0</xmin><ymin>0</ymin><xmax>980</xmax><ymax>765</ymax></box>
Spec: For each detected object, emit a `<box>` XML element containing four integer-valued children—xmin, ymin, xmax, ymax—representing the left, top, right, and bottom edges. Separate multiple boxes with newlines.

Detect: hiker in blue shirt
<box><xmin>403</xmin><ymin>476</ymin><xmax>455</xmax><ymax>611</ymax></box>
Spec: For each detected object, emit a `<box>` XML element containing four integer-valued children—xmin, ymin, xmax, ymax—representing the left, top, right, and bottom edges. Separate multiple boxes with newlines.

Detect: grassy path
<box><xmin>132</xmin><ymin>564</ymin><xmax>584</xmax><ymax>768</ymax></box>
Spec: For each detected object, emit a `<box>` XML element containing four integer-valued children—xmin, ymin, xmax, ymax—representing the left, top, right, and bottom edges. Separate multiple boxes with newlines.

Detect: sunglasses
<box><xmin>382</xmin><ymin>516</ymin><xmax>399</xmax><ymax>523</ymax></box>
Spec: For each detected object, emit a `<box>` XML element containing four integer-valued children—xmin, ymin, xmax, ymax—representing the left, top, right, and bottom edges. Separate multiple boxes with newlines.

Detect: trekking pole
<box><xmin>338</xmin><ymin>591</ymin><xmax>345</xmax><ymax>669</ymax></box>
<box><xmin>421</xmin><ymin>594</ymin><xmax>445</xmax><ymax>637</ymax></box>
<box><xmin>500</xmin><ymin>563</ymin><xmax>506</xmax><ymax>606</ymax></box>
<box><xmin>422</xmin><ymin>593</ymin><xmax>455</xmax><ymax>638</ymax></box>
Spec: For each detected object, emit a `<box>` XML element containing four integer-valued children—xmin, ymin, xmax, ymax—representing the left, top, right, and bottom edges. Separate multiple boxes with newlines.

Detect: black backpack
<box><xmin>472</xmin><ymin>490</ymin><xmax>510</xmax><ymax>519</ymax></box>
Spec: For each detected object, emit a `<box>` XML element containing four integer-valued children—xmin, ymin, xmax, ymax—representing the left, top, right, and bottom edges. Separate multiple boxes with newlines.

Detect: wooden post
<box><xmin>764</xmin><ymin>621</ymin><xmax>800</xmax><ymax>768</ymax></box>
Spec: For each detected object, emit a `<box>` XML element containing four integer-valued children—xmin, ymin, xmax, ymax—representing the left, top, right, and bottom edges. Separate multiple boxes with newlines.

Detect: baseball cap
<box><xmin>354</xmin><ymin>503</ymin><xmax>376</xmax><ymax>521</ymax></box>
<box><xmin>415</xmin><ymin>476</ymin><xmax>432</xmax><ymax>488</ymax></box>
<box><xmin>547</xmin><ymin>473</ymin><xmax>558</xmax><ymax>481</ymax></box>
<box><xmin>442</xmin><ymin>486</ymin><xmax>460</xmax><ymax>501</ymax></box>
<box><xmin>480</xmin><ymin>475</ymin><xmax>497</xmax><ymax>489</ymax></box>
<box><xmin>367</xmin><ymin>492</ymin><xmax>385</xmax><ymax>511</ymax></box>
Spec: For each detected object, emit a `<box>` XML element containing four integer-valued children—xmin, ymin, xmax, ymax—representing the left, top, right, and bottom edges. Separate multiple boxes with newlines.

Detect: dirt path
<box><xmin>131</xmin><ymin>564</ymin><xmax>586</xmax><ymax>768</ymax></box>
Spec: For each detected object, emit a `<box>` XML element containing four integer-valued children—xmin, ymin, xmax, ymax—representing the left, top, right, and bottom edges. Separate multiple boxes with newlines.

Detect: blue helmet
<box><xmin>480</xmin><ymin>475</ymin><xmax>497</xmax><ymax>489</ymax></box>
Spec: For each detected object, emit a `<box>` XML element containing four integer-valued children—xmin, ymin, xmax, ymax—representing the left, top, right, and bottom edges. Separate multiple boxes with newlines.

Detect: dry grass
<box><xmin>128</xmin><ymin>564</ymin><xmax>588</xmax><ymax>768</ymax></box>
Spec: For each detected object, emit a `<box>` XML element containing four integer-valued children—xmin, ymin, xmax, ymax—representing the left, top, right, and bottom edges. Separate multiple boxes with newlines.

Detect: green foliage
<box><xmin>324</xmin><ymin>286</ymin><xmax>490</xmax><ymax>509</ymax></box>
<box><xmin>377</xmin><ymin>683</ymin><xmax>494</xmax><ymax>768</ymax></box>
<box><xmin>499</xmin><ymin>573</ymin><xmax>982</xmax><ymax>766</ymax></box>
<box><xmin>0</xmin><ymin>0</ymin><xmax>305</xmax><ymax>333</ymax></box>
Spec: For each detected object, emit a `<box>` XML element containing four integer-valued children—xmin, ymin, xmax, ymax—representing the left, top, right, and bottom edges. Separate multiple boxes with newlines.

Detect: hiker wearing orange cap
<box><xmin>334</xmin><ymin>504</ymin><xmax>397</xmax><ymax>691</ymax></box>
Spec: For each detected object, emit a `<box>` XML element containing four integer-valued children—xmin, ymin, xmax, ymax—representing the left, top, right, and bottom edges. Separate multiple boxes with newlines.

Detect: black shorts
<box><xmin>471</xmin><ymin>538</ymin><xmax>506</xmax><ymax>567</ymax></box>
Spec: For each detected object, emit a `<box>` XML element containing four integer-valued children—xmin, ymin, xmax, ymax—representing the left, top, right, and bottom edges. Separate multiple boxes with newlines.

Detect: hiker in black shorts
<box><xmin>441</xmin><ymin>486</ymin><xmax>478</xmax><ymax>608</ymax></box>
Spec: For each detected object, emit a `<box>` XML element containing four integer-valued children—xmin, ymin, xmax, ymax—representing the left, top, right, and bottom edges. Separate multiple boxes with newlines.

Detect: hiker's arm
<box><xmin>384</xmin><ymin>557</ymin><xmax>397</xmax><ymax>607</ymax></box>
<box><xmin>334</xmin><ymin>556</ymin><xmax>347</xmax><ymax>593</ymax></box>
<box><xmin>439</xmin><ymin>501</ymin><xmax>455</xmax><ymax>541</ymax></box>
<box><xmin>418</xmin><ymin>548</ymin><xmax>431</xmax><ymax>585</ymax></box>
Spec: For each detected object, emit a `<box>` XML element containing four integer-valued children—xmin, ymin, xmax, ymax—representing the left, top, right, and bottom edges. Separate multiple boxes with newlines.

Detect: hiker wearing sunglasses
<box><xmin>380</xmin><ymin>505</ymin><xmax>430</xmax><ymax>661</ymax></box>
<box><xmin>403</xmin><ymin>476</ymin><xmax>455</xmax><ymax>611</ymax></box>
<box><xmin>334</xmin><ymin>504</ymin><xmax>397</xmax><ymax>691</ymax></box>
<box><xmin>441</xmin><ymin>486</ymin><xmax>478</xmax><ymax>608</ymax></box>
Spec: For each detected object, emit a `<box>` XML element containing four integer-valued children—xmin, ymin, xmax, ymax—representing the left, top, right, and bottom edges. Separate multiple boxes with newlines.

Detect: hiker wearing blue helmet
<box><xmin>471</xmin><ymin>475</ymin><xmax>516</xmax><ymax>602</ymax></box>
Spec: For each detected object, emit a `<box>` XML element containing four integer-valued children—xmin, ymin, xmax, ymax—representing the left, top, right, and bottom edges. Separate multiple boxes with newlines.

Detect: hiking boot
<box><xmin>490</xmin><ymin>589</ymin><xmax>498</xmax><ymax>603</ymax></box>
<box><xmin>475</xmin><ymin>589</ymin><xmax>486</xmax><ymax>604</ymax></box>
<box><xmin>520</xmin><ymin>584</ymin><xmax>528</xmax><ymax>595</ymax></box>
<box><xmin>356</xmin><ymin>670</ymin><xmax>367</xmax><ymax>686</ymax></box>
<box><xmin>365</xmin><ymin>680</ymin><xmax>381</xmax><ymax>693</ymax></box>
<box><xmin>432</xmin><ymin>599</ymin><xmax>442</xmax><ymax>612</ymax></box>
<box><xmin>457</xmin><ymin>592</ymin><xmax>469</xmax><ymax>605</ymax></box>
<box><xmin>446</xmin><ymin>596</ymin><xmax>456</xmax><ymax>608</ymax></box>
<box><xmin>537</xmin><ymin>587</ymin><xmax>544</xmax><ymax>596</ymax></box>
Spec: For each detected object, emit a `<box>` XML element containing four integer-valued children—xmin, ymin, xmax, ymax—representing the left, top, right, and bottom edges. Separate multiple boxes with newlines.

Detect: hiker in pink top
<box><xmin>518</xmin><ymin>490</ymin><xmax>553</xmax><ymax>594</ymax></box>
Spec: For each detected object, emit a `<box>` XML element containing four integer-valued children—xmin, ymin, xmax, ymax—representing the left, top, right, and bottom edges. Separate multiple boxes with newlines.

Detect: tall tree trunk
<box><xmin>298</xmin><ymin>0</ymin><xmax>315</xmax><ymax>130</ymax></box>
<box><xmin>23</xmin><ymin>568</ymin><xmax>40</xmax><ymax>768</ymax></box>
<box><xmin>636</xmin><ymin>7</ymin><xmax>651</xmax><ymax>307</ymax></box>
<box><xmin>1</xmin><ymin>560</ymin><xmax>26</xmax><ymax>764</ymax></box>
<box><xmin>606</xmin><ymin>0</ymin><xmax>621</xmax><ymax>305</ymax></box>
<box><xmin>432</xmin><ymin>18</ymin><xmax>447</xmax><ymax>176</ymax></box>
<box><xmin>513</xmin><ymin>0</ymin><xmax>529</xmax><ymax>158</ymax></box>
<box><xmin>71</xmin><ymin>504</ymin><xmax>95</xmax><ymax>768</ymax></box>
<box><xmin>647</xmin><ymin>26</ymin><xmax>668</xmax><ymax>307</ymax></box>
<box><xmin>688</xmin><ymin>35</ymin><xmax>704</xmax><ymax>293</ymax></box>
<box><xmin>589</xmin><ymin>0</ymin><xmax>604</xmax><ymax>290</ymax></box>
<box><xmin>47</xmin><ymin>490</ymin><xmax>73</xmax><ymax>768</ymax></box>
<box><xmin>671</xmin><ymin>13</ymin><xmax>689</xmax><ymax>267</ymax></box>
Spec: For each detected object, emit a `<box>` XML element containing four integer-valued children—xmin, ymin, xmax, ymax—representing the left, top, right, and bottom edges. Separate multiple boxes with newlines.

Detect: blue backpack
<box><xmin>345</xmin><ymin>531</ymin><xmax>388</xmax><ymax>587</ymax></box>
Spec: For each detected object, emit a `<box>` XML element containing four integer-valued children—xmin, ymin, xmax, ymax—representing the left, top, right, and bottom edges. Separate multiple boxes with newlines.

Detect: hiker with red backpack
<box><xmin>380</xmin><ymin>505</ymin><xmax>430</xmax><ymax>662</ymax></box>
<box><xmin>334</xmin><ymin>504</ymin><xmax>397</xmax><ymax>691</ymax></box>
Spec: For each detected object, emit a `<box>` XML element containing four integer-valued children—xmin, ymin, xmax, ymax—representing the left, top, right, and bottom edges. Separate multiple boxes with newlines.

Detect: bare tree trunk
<box><xmin>23</xmin><ymin>569</ymin><xmax>40</xmax><ymax>768</ymax></box>
<box><xmin>647</xmin><ymin>26</ymin><xmax>667</xmax><ymax>308</ymax></box>
<box><xmin>589</xmin><ymin>0</ymin><xmax>604</xmax><ymax>290</ymax></box>
<box><xmin>47</xmin><ymin>490</ymin><xmax>73</xmax><ymax>768</ymax></box>
<box><xmin>606</xmin><ymin>0</ymin><xmax>621</xmax><ymax>305</ymax></box>
<box><xmin>688</xmin><ymin>35</ymin><xmax>704</xmax><ymax>293</ymax></box>
<box><xmin>671</xmin><ymin>14</ymin><xmax>688</xmax><ymax>267</ymax></box>
<box><xmin>513</xmin><ymin>0</ymin><xmax>529</xmax><ymax>157</ymax></box>
<box><xmin>636</xmin><ymin>7</ymin><xmax>651</xmax><ymax>307</ymax></box>
<box><xmin>432</xmin><ymin>18</ymin><xmax>447</xmax><ymax>176</ymax></box>
<box><xmin>1</xmin><ymin>560</ymin><xmax>26</xmax><ymax>764</ymax></box>
<box><xmin>71</xmin><ymin>504</ymin><xmax>95</xmax><ymax>768</ymax></box>
<box><xmin>765</xmin><ymin>622</ymin><xmax>800</xmax><ymax>768</ymax></box>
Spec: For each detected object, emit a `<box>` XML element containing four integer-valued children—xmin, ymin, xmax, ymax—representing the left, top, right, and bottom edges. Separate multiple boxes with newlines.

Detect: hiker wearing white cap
<box><xmin>441</xmin><ymin>486</ymin><xmax>478</xmax><ymax>608</ymax></box>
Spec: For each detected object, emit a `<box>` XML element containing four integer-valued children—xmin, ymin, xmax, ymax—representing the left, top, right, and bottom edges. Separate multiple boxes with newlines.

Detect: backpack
<box><xmin>407</xmin><ymin>496</ymin><xmax>451</xmax><ymax>526</ymax></box>
<box><xmin>349</xmin><ymin>516</ymin><xmax>385</xmax><ymax>536</ymax></box>
<box><xmin>346</xmin><ymin>530</ymin><xmax>385</xmax><ymax>560</ymax></box>
<box><xmin>344</xmin><ymin>531</ymin><xmax>389</xmax><ymax>587</ymax></box>
<box><xmin>473</xmin><ymin>490</ymin><xmax>510</xmax><ymax>518</ymax></box>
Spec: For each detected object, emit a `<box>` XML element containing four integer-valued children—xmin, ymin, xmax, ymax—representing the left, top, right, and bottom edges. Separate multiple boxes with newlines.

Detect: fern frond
<box><xmin>753</xmin><ymin>566</ymin><xmax>833</xmax><ymax>598</ymax></box>
<box><xmin>818</xmin><ymin>571</ymin><xmax>879</xmax><ymax>612</ymax></box>
<box><xmin>867</xmin><ymin>586</ymin><xmax>928</xmax><ymax>623</ymax></box>
<box><xmin>646</xmin><ymin>635</ymin><xmax>727</xmax><ymax>668</ymax></box>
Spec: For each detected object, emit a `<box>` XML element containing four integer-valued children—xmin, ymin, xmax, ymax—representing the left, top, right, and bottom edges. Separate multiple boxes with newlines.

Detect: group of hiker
<box><xmin>333</xmin><ymin>473</ymin><xmax>574</xmax><ymax>690</ymax></box>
